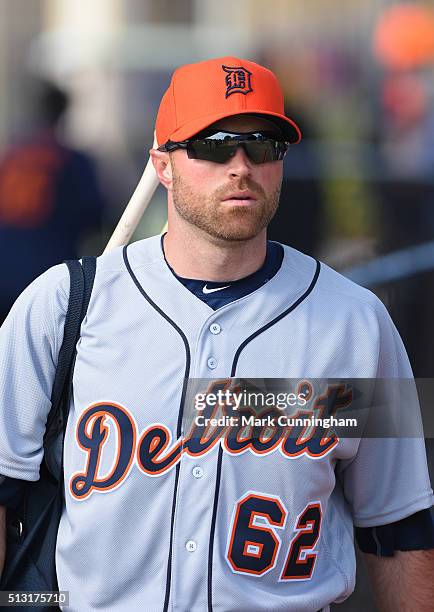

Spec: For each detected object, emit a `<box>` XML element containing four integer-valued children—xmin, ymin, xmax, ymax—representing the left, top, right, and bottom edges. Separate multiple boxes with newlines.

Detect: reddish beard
<box><xmin>172</xmin><ymin>173</ymin><xmax>281</xmax><ymax>241</ymax></box>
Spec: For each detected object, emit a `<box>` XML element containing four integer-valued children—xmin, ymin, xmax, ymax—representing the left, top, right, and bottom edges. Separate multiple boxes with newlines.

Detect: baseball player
<box><xmin>0</xmin><ymin>57</ymin><xmax>433</xmax><ymax>611</ymax></box>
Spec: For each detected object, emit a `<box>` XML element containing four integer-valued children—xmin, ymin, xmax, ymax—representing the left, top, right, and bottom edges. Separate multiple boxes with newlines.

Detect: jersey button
<box><xmin>210</xmin><ymin>323</ymin><xmax>221</xmax><ymax>335</ymax></box>
<box><xmin>186</xmin><ymin>540</ymin><xmax>197</xmax><ymax>552</ymax></box>
<box><xmin>192</xmin><ymin>466</ymin><xmax>204</xmax><ymax>478</ymax></box>
<box><xmin>207</xmin><ymin>357</ymin><xmax>218</xmax><ymax>369</ymax></box>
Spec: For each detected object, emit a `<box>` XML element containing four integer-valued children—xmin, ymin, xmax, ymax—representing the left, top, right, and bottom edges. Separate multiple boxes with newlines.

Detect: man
<box><xmin>0</xmin><ymin>79</ymin><xmax>104</xmax><ymax>325</ymax></box>
<box><xmin>0</xmin><ymin>57</ymin><xmax>433</xmax><ymax>611</ymax></box>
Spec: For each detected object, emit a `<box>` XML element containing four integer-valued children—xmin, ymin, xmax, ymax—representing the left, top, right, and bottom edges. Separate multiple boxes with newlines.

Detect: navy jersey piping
<box><xmin>123</xmin><ymin>245</ymin><xmax>191</xmax><ymax>612</ymax></box>
<box><xmin>231</xmin><ymin>260</ymin><xmax>321</xmax><ymax>374</ymax></box>
<box><xmin>207</xmin><ymin>259</ymin><xmax>321</xmax><ymax>611</ymax></box>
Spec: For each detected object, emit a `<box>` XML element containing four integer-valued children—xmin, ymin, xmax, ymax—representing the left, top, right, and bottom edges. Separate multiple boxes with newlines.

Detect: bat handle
<box><xmin>103</xmin><ymin>134</ymin><xmax>160</xmax><ymax>253</ymax></box>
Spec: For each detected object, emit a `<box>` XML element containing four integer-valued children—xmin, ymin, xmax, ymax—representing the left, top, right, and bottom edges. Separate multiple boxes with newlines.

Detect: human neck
<box><xmin>162</xmin><ymin>224</ymin><xmax>267</xmax><ymax>282</ymax></box>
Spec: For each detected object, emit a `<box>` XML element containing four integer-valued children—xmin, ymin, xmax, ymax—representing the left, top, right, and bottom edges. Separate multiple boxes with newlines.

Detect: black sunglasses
<box><xmin>157</xmin><ymin>131</ymin><xmax>289</xmax><ymax>164</ymax></box>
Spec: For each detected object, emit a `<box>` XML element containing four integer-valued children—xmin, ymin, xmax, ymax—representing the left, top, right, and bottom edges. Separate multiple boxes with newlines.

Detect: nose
<box><xmin>225</xmin><ymin>145</ymin><xmax>253</xmax><ymax>178</ymax></box>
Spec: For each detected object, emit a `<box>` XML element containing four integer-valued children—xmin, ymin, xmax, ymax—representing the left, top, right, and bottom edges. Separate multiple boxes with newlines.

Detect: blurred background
<box><xmin>1</xmin><ymin>1</ymin><xmax>434</xmax><ymax>608</ymax></box>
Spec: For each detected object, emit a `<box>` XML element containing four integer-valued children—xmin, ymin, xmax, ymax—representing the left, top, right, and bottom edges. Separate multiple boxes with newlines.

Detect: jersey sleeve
<box><xmin>0</xmin><ymin>264</ymin><xmax>70</xmax><ymax>482</ymax></box>
<box><xmin>337</xmin><ymin>296</ymin><xmax>434</xmax><ymax>528</ymax></box>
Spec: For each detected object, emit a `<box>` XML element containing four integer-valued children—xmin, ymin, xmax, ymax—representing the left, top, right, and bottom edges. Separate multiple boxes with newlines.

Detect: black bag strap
<box><xmin>1</xmin><ymin>257</ymin><xmax>97</xmax><ymax>594</ymax></box>
<box><xmin>42</xmin><ymin>256</ymin><xmax>96</xmax><ymax>480</ymax></box>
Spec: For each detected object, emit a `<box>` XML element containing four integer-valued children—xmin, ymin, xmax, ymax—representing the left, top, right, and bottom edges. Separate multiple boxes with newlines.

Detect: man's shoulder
<box><xmin>95</xmin><ymin>235</ymin><xmax>162</xmax><ymax>274</ymax></box>
<box><xmin>0</xmin><ymin>263</ymin><xmax>71</xmax><ymax>361</ymax></box>
<box><xmin>11</xmin><ymin>262</ymin><xmax>71</xmax><ymax>312</ymax></box>
<box><xmin>16</xmin><ymin>235</ymin><xmax>161</xmax><ymax>305</ymax></box>
<box><xmin>280</xmin><ymin>243</ymin><xmax>382</xmax><ymax>313</ymax></box>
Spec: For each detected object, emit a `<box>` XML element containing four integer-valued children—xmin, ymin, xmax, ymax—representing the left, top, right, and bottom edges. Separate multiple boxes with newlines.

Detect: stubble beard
<box><xmin>171</xmin><ymin>169</ymin><xmax>281</xmax><ymax>242</ymax></box>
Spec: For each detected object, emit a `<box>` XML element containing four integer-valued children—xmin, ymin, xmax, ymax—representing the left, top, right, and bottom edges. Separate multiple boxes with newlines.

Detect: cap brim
<box><xmin>166</xmin><ymin>110</ymin><xmax>301</xmax><ymax>145</ymax></box>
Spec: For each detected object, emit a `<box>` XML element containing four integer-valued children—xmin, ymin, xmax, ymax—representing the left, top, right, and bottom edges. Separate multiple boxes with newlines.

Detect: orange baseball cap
<box><xmin>155</xmin><ymin>56</ymin><xmax>301</xmax><ymax>146</ymax></box>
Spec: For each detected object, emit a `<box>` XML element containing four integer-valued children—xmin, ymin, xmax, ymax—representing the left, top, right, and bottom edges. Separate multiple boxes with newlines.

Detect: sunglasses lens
<box><xmin>243</xmin><ymin>141</ymin><xmax>287</xmax><ymax>163</ymax></box>
<box><xmin>185</xmin><ymin>133</ymin><xmax>288</xmax><ymax>164</ymax></box>
<box><xmin>187</xmin><ymin>140</ymin><xmax>235</xmax><ymax>163</ymax></box>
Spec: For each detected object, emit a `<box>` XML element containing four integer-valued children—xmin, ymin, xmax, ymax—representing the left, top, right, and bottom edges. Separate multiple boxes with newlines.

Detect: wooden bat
<box><xmin>103</xmin><ymin>134</ymin><xmax>161</xmax><ymax>253</ymax></box>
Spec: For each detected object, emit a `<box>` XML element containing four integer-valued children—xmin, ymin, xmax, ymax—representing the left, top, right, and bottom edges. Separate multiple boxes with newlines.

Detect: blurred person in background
<box><xmin>0</xmin><ymin>79</ymin><xmax>105</xmax><ymax>325</ymax></box>
<box><xmin>375</xmin><ymin>73</ymin><xmax>434</xmax><ymax>252</ymax></box>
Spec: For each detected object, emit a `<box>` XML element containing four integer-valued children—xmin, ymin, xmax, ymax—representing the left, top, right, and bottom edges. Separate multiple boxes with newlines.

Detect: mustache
<box><xmin>214</xmin><ymin>179</ymin><xmax>266</xmax><ymax>200</ymax></box>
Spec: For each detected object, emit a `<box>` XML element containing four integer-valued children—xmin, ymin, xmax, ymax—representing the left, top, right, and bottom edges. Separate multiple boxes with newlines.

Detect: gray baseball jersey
<box><xmin>0</xmin><ymin>235</ymin><xmax>432</xmax><ymax>611</ymax></box>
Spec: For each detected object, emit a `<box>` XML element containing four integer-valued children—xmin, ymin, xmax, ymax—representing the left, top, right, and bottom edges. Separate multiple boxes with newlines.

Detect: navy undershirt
<box><xmin>162</xmin><ymin>237</ymin><xmax>284</xmax><ymax>310</ymax></box>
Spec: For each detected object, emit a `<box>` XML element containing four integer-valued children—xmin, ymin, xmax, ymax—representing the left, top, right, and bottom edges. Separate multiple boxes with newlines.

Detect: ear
<box><xmin>149</xmin><ymin>149</ymin><xmax>173</xmax><ymax>190</ymax></box>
